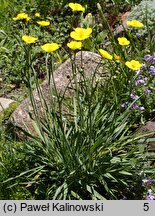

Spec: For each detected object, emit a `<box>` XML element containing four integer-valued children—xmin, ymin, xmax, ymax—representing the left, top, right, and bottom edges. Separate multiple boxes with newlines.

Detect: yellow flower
<box><xmin>22</xmin><ymin>35</ymin><xmax>38</xmax><ymax>44</ymax></box>
<box><xmin>125</xmin><ymin>60</ymin><xmax>142</xmax><ymax>70</ymax></box>
<box><xmin>118</xmin><ymin>37</ymin><xmax>130</xmax><ymax>46</ymax></box>
<box><xmin>98</xmin><ymin>49</ymin><xmax>113</xmax><ymax>60</ymax></box>
<box><xmin>35</xmin><ymin>12</ymin><xmax>40</xmax><ymax>17</ymax></box>
<box><xmin>13</xmin><ymin>12</ymin><xmax>31</xmax><ymax>22</ymax></box>
<box><xmin>114</xmin><ymin>54</ymin><xmax>125</xmax><ymax>64</ymax></box>
<box><xmin>114</xmin><ymin>54</ymin><xmax>120</xmax><ymax>60</ymax></box>
<box><xmin>67</xmin><ymin>41</ymin><xmax>82</xmax><ymax>50</ymax></box>
<box><xmin>37</xmin><ymin>21</ymin><xmax>50</xmax><ymax>27</ymax></box>
<box><xmin>69</xmin><ymin>3</ymin><xmax>85</xmax><ymax>12</ymax></box>
<box><xmin>127</xmin><ymin>20</ymin><xmax>144</xmax><ymax>28</ymax></box>
<box><xmin>114</xmin><ymin>54</ymin><xmax>122</xmax><ymax>62</ymax></box>
<box><xmin>26</xmin><ymin>17</ymin><xmax>31</xmax><ymax>22</ymax></box>
<box><xmin>41</xmin><ymin>43</ymin><xmax>59</xmax><ymax>53</ymax></box>
<box><xmin>70</xmin><ymin>27</ymin><xmax>92</xmax><ymax>41</ymax></box>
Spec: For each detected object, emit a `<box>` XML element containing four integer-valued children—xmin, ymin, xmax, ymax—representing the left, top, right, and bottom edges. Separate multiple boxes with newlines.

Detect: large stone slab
<box><xmin>10</xmin><ymin>51</ymin><xmax>104</xmax><ymax>139</ymax></box>
<box><xmin>114</xmin><ymin>12</ymin><xmax>130</xmax><ymax>35</ymax></box>
<box><xmin>138</xmin><ymin>120</ymin><xmax>155</xmax><ymax>150</ymax></box>
<box><xmin>0</xmin><ymin>98</ymin><xmax>15</xmax><ymax>112</ymax></box>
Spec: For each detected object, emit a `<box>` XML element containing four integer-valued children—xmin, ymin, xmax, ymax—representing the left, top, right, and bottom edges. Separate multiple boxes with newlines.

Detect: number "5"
<box><xmin>143</xmin><ymin>203</ymin><xmax>149</xmax><ymax>211</ymax></box>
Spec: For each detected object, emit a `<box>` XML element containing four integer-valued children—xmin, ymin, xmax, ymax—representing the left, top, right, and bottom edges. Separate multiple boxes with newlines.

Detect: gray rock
<box><xmin>114</xmin><ymin>12</ymin><xmax>130</xmax><ymax>35</ymax></box>
<box><xmin>10</xmin><ymin>51</ymin><xmax>104</xmax><ymax>139</ymax></box>
<box><xmin>138</xmin><ymin>120</ymin><xmax>155</xmax><ymax>150</ymax></box>
<box><xmin>0</xmin><ymin>98</ymin><xmax>15</xmax><ymax>112</ymax></box>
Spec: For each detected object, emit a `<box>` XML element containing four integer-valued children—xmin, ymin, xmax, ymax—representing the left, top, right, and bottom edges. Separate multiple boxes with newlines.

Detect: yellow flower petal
<box><xmin>13</xmin><ymin>17</ymin><xmax>18</xmax><ymax>21</ymax></box>
<box><xmin>22</xmin><ymin>35</ymin><xmax>38</xmax><ymax>44</ymax></box>
<box><xmin>70</xmin><ymin>27</ymin><xmax>92</xmax><ymax>41</ymax></box>
<box><xmin>67</xmin><ymin>41</ymin><xmax>82</xmax><ymax>50</ymax></box>
<box><xmin>13</xmin><ymin>12</ymin><xmax>31</xmax><ymax>21</ymax></box>
<box><xmin>41</xmin><ymin>43</ymin><xmax>59</xmax><ymax>53</ymax></box>
<box><xmin>35</xmin><ymin>12</ymin><xmax>40</xmax><ymax>17</ymax></box>
<box><xmin>99</xmin><ymin>49</ymin><xmax>113</xmax><ymax>60</ymax></box>
<box><xmin>125</xmin><ymin>60</ymin><xmax>142</xmax><ymax>70</ymax></box>
<box><xmin>127</xmin><ymin>20</ymin><xmax>144</xmax><ymax>28</ymax></box>
<box><xmin>114</xmin><ymin>54</ymin><xmax>121</xmax><ymax>61</ymax></box>
<box><xmin>26</xmin><ymin>17</ymin><xmax>31</xmax><ymax>22</ymax></box>
<box><xmin>37</xmin><ymin>21</ymin><xmax>50</xmax><ymax>27</ymax></box>
<box><xmin>118</xmin><ymin>37</ymin><xmax>130</xmax><ymax>46</ymax></box>
<box><xmin>114</xmin><ymin>54</ymin><xmax>124</xmax><ymax>64</ymax></box>
<box><xmin>75</xmin><ymin>27</ymin><xmax>92</xmax><ymax>35</ymax></box>
<box><xmin>69</xmin><ymin>3</ymin><xmax>85</xmax><ymax>12</ymax></box>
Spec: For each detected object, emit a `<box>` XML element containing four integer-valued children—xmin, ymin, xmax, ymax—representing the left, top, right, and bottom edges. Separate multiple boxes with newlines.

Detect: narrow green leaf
<box><xmin>119</xmin><ymin>171</ymin><xmax>132</xmax><ymax>176</ymax></box>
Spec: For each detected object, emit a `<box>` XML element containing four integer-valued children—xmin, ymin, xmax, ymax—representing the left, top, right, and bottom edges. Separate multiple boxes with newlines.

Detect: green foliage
<box><xmin>6</xmin><ymin>48</ymin><xmax>153</xmax><ymax>199</ymax></box>
<box><xmin>0</xmin><ymin>31</ymin><xmax>26</xmax><ymax>85</ymax></box>
<box><xmin>127</xmin><ymin>0</ymin><xmax>155</xmax><ymax>37</ymax></box>
<box><xmin>0</xmin><ymin>1</ymin><xmax>73</xmax><ymax>85</ymax></box>
<box><xmin>0</xmin><ymin>132</ymin><xmax>33</xmax><ymax>199</ymax></box>
<box><xmin>0</xmin><ymin>102</ymin><xmax>18</xmax><ymax>124</ymax></box>
<box><xmin>0</xmin><ymin>100</ymin><xmax>32</xmax><ymax>199</ymax></box>
<box><xmin>19</xmin><ymin>107</ymin><xmax>147</xmax><ymax>199</ymax></box>
<box><xmin>48</xmin><ymin>13</ymin><xmax>72</xmax><ymax>43</ymax></box>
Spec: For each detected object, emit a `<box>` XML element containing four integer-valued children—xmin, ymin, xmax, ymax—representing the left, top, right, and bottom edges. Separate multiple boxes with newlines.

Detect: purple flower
<box><xmin>144</xmin><ymin>77</ymin><xmax>148</xmax><ymax>81</ymax></box>
<box><xmin>152</xmin><ymin>54</ymin><xmax>155</xmax><ymax>64</ymax></box>
<box><xmin>130</xmin><ymin>93</ymin><xmax>139</xmax><ymax>100</ymax></box>
<box><xmin>150</xmin><ymin>66</ymin><xmax>155</xmax><ymax>75</ymax></box>
<box><xmin>140</xmin><ymin>63</ymin><xmax>146</xmax><ymax>70</ymax></box>
<box><xmin>121</xmin><ymin>102</ymin><xmax>129</xmax><ymax>108</ymax></box>
<box><xmin>146</xmin><ymin>195</ymin><xmax>155</xmax><ymax>200</ymax></box>
<box><xmin>139</xmin><ymin>106</ymin><xmax>145</xmax><ymax>111</ymax></box>
<box><xmin>138</xmin><ymin>75</ymin><xmax>143</xmax><ymax>79</ymax></box>
<box><xmin>142</xmin><ymin>179</ymin><xmax>154</xmax><ymax>185</ymax></box>
<box><xmin>144</xmin><ymin>54</ymin><xmax>155</xmax><ymax>64</ymax></box>
<box><xmin>145</xmin><ymin>89</ymin><xmax>151</xmax><ymax>93</ymax></box>
<box><xmin>132</xmin><ymin>104</ymin><xmax>139</xmax><ymax>110</ymax></box>
<box><xmin>135</xmin><ymin>79</ymin><xmax>146</xmax><ymax>86</ymax></box>
<box><xmin>144</xmin><ymin>54</ymin><xmax>152</xmax><ymax>62</ymax></box>
<box><xmin>147</xmin><ymin>189</ymin><xmax>153</xmax><ymax>195</ymax></box>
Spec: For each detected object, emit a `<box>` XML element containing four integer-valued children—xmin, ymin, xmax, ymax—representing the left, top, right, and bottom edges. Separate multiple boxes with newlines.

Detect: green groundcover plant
<box><xmin>127</xmin><ymin>0</ymin><xmax>155</xmax><ymax>38</ymax></box>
